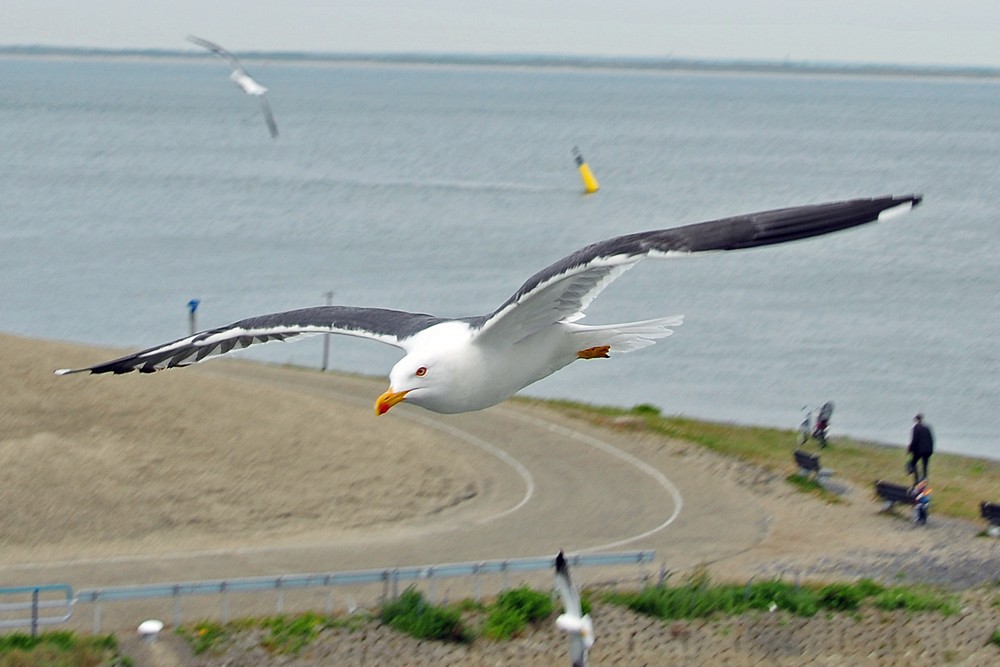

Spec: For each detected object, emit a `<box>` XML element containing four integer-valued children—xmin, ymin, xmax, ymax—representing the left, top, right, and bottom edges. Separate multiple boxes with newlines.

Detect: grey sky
<box><xmin>3</xmin><ymin>1</ymin><xmax>999</xmax><ymax>68</ymax></box>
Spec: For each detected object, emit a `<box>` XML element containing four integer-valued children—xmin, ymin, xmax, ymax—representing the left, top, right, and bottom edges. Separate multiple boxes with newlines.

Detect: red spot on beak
<box><xmin>375</xmin><ymin>388</ymin><xmax>409</xmax><ymax>416</ymax></box>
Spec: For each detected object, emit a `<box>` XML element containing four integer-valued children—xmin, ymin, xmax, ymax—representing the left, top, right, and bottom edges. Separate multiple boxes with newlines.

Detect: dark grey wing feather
<box><xmin>258</xmin><ymin>94</ymin><xmax>279</xmax><ymax>138</ymax></box>
<box><xmin>648</xmin><ymin>194</ymin><xmax>922</xmax><ymax>251</ymax></box>
<box><xmin>187</xmin><ymin>34</ymin><xmax>246</xmax><ymax>74</ymax></box>
<box><xmin>554</xmin><ymin>551</ymin><xmax>581</xmax><ymax>617</ymax></box>
<box><xmin>554</xmin><ymin>551</ymin><xmax>588</xmax><ymax>667</ymax></box>
<box><xmin>475</xmin><ymin>195</ymin><xmax>921</xmax><ymax>343</ymax></box>
<box><xmin>55</xmin><ymin>306</ymin><xmax>447</xmax><ymax>375</ymax></box>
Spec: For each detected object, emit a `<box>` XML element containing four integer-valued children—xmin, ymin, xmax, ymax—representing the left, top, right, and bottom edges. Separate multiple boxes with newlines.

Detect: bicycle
<box><xmin>797</xmin><ymin>401</ymin><xmax>834</xmax><ymax>448</ymax></box>
<box><xmin>797</xmin><ymin>407</ymin><xmax>812</xmax><ymax>446</ymax></box>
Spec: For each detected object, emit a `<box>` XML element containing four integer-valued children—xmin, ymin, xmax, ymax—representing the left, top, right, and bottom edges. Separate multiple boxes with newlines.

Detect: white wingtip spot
<box><xmin>54</xmin><ymin>369</ymin><xmax>72</xmax><ymax>376</ymax></box>
<box><xmin>877</xmin><ymin>201</ymin><xmax>914</xmax><ymax>222</ymax></box>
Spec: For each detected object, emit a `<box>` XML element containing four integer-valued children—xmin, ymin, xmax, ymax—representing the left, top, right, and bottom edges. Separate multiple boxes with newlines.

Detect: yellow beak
<box><xmin>375</xmin><ymin>388</ymin><xmax>409</xmax><ymax>416</ymax></box>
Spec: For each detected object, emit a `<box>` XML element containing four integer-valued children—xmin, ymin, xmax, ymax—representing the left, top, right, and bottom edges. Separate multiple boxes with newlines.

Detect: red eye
<box><xmin>415</xmin><ymin>367</ymin><xmax>427</xmax><ymax>377</ymax></box>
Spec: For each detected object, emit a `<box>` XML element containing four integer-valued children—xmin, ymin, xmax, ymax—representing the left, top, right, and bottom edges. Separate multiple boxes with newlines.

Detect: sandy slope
<box><xmin>2</xmin><ymin>333</ymin><xmax>998</xmax><ymax>665</ymax></box>
<box><xmin>0</xmin><ymin>334</ymin><xmax>481</xmax><ymax>562</ymax></box>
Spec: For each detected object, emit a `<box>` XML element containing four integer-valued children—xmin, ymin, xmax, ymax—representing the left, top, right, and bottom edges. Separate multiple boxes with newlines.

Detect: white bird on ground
<box><xmin>554</xmin><ymin>550</ymin><xmax>594</xmax><ymax>667</ymax></box>
<box><xmin>187</xmin><ymin>35</ymin><xmax>279</xmax><ymax>139</ymax></box>
<box><xmin>55</xmin><ymin>195</ymin><xmax>921</xmax><ymax>415</ymax></box>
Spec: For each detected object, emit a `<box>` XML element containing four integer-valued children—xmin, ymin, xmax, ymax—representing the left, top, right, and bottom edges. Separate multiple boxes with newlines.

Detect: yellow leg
<box><xmin>577</xmin><ymin>345</ymin><xmax>611</xmax><ymax>359</ymax></box>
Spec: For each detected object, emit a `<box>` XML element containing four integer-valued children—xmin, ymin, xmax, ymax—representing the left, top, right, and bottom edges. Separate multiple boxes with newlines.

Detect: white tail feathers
<box><xmin>567</xmin><ymin>314</ymin><xmax>683</xmax><ymax>353</ymax></box>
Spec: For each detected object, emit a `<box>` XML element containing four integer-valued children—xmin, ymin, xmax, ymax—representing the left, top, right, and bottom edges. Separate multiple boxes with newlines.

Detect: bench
<box><xmin>793</xmin><ymin>449</ymin><xmax>832</xmax><ymax>479</ymax></box>
<box><xmin>874</xmin><ymin>480</ymin><xmax>914</xmax><ymax>512</ymax></box>
<box><xmin>980</xmin><ymin>501</ymin><xmax>1000</xmax><ymax>536</ymax></box>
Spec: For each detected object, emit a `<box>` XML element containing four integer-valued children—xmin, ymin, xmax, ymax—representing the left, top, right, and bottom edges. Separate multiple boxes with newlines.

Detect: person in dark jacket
<box><xmin>907</xmin><ymin>413</ymin><xmax>934</xmax><ymax>483</ymax></box>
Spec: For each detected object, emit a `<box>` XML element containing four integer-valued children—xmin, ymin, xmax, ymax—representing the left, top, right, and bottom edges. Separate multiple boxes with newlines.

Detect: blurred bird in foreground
<box><xmin>554</xmin><ymin>550</ymin><xmax>594</xmax><ymax>667</ymax></box>
<box><xmin>187</xmin><ymin>34</ymin><xmax>279</xmax><ymax>138</ymax></box>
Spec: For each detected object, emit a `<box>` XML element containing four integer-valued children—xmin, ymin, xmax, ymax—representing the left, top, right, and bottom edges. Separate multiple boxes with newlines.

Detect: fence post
<box><xmin>220</xmin><ymin>583</ymin><xmax>229</xmax><ymax>624</ymax></box>
<box><xmin>426</xmin><ymin>568</ymin><xmax>436</xmax><ymax>604</ymax></box>
<box><xmin>173</xmin><ymin>585</ymin><xmax>182</xmax><ymax>627</ymax></box>
<box><xmin>30</xmin><ymin>588</ymin><xmax>39</xmax><ymax>637</ymax></box>
<box><xmin>92</xmin><ymin>598</ymin><xmax>102</xmax><ymax>635</ymax></box>
<box><xmin>276</xmin><ymin>577</ymin><xmax>284</xmax><ymax>615</ymax></box>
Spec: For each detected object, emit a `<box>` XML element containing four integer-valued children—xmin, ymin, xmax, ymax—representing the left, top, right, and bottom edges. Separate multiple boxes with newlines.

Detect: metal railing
<box><xmin>0</xmin><ymin>584</ymin><xmax>74</xmax><ymax>634</ymax></box>
<box><xmin>72</xmin><ymin>550</ymin><xmax>654</xmax><ymax>632</ymax></box>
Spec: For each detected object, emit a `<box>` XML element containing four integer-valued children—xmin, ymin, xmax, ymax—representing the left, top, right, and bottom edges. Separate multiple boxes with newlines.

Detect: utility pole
<box><xmin>321</xmin><ymin>290</ymin><xmax>334</xmax><ymax>371</ymax></box>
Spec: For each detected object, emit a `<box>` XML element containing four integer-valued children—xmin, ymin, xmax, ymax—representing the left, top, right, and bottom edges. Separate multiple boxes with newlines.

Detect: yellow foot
<box><xmin>577</xmin><ymin>345</ymin><xmax>611</xmax><ymax>359</ymax></box>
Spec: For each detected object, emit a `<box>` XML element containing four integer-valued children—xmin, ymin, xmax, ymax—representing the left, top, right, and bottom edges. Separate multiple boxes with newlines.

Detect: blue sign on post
<box><xmin>187</xmin><ymin>299</ymin><xmax>200</xmax><ymax>335</ymax></box>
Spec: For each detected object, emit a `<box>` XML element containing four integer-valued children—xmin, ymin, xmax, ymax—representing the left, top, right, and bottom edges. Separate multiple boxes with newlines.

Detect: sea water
<box><xmin>1</xmin><ymin>56</ymin><xmax>998</xmax><ymax>460</ymax></box>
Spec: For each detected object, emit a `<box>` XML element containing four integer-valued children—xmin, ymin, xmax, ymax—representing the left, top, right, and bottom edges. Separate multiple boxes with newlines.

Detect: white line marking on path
<box><xmin>237</xmin><ymin>376</ymin><xmax>538</xmax><ymax>523</ymax></box>
<box><xmin>500</xmin><ymin>409</ymin><xmax>683</xmax><ymax>553</ymax></box>
<box><xmin>0</xmin><ymin>378</ymin><xmax>537</xmax><ymax>572</ymax></box>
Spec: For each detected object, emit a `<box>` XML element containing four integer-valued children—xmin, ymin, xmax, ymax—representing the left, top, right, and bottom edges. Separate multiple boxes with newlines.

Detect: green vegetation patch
<box><xmin>606</xmin><ymin>570</ymin><xmax>820</xmax><ymax>619</ymax></box>
<box><xmin>261</xmin><ymin>612</ymin><xmax>329</xmax><ymax>654</ymax></box>
<box><xmin>605</xmin><ymin>572</ymin><xmax>956</xmax><ymax>621</ymax></box>
<box><xmin>179</xmin><ymin>611</ymin><xmax>372</xmax><ymax>657</ymax></box>
<box><xmin>785</xmin><ymin>473</ymin><xmax>841</xmax><ymax>502</ymax></box>
<box><xmin>818</xmin><ymin>579</ymin><xmax>884</xmax><ymax>611</ymax></box>
<box><xmin>482</xmin><ymin>586</ymin><xmax>554</xmax><ymax>640</ymax></box>
<box><xmin>871</xmin><ymin>585</ymin><xmax>960</xmax><ymax>615</ymax></box>
<box><xmin>379</xmin><ymin>588</ymin><xmax>472</xmax><ymax>643</ymax></box>
<box><xmin>177</xmin><ymin>620</ymin><xmax>233</xmax><ymax>656</ymax></box>
<box><xmin>0</xmin><ymin>631</ymin><xmax>126</xmax><ymax>667</ymax></box>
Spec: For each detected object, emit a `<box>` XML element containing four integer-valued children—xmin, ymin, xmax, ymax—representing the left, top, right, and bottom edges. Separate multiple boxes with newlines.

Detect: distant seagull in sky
<box><xmin>55</xmin><ymin>195</ymin><xmax>921</xmax><ymax>416</ymax></box>
<box><xmin>554</xmin><ymin>550</ymin><xmax>594</xmax><ymax>667</ymax></box>
<box><xmin>186</xmin><ymin>34</ymin><xmax>278</xmax><ymax>139</ymax></box>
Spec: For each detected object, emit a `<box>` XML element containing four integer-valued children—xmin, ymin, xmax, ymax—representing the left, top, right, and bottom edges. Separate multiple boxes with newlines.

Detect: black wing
<box><xmin>474</xmin><ymin>194</ymin><xmax>922</xmax><ymax>344</ymax></box>
<box><xmin>56</xmin><ymin>306</ymin><xmax>447</xmax><ymax>375</ymax></box>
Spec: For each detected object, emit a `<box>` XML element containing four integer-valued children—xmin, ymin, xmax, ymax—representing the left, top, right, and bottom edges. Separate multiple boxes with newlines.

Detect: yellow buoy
<box><xmin>573</xmin><ymin>146</ymin><xmax>599</xmax><ymax>194</ymax></box>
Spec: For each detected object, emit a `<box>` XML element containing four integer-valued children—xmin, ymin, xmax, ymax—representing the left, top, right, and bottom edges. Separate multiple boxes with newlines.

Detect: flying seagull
<box><xmin>187</xmin><ymin>35</ymin><xmax>279</xmax><ymax>139</ymax></box>
<box><xmin>55</xmin><ymin>195</ymin><xmax>921</xmax><ymax>416</ymax></box>
<box><xmin>554</xmin><ymin>550</ymin><xmax>594</xmax><ymax>667</ymax></box>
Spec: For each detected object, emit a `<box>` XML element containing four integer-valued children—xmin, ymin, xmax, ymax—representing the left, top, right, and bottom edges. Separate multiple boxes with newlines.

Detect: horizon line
<box><xmin>2</xmin><ymin>44</ymin><xmax>999</xmax><ymax>79</ymax></box>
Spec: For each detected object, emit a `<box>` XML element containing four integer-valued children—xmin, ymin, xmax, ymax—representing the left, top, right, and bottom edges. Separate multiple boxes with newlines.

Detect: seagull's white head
<box><xmin>375</xmin><ymin>322</ymin><xmax>478</xmax><ymax>415</ymax></box>
<box><xmin>376</xmin><ymin>355</ymin><xmax>441</xmax><ymax>415</ymax></box>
